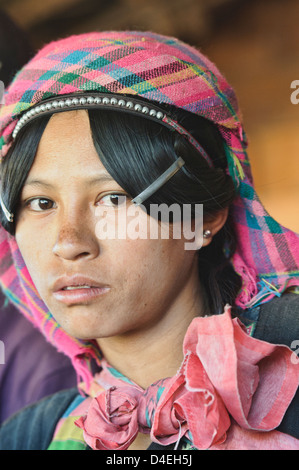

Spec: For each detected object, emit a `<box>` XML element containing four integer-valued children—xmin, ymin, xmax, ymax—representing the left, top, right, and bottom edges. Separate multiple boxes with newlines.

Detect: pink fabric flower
<box><xmin>75</xmin><ymin>385</ymin><xmax>142</xmax><ymax>450</ymax></box>
<box><xmin>151</xmin><ymin>357</ymin><xmax>230</xmax><ymax>448</ymax></box>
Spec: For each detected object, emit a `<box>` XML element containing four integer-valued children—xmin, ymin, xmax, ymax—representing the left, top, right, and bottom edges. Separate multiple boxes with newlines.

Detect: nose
<box><xmin>52</xmin><ymin>208</ymin><xmax>100</xmax><ymax>261</ymax></box>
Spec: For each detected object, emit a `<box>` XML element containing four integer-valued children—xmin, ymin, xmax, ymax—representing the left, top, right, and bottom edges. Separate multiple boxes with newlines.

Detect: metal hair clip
<box><xmin>0</xmin><ymin>193</ymin><xmax>13</xmax><ymax>223</ymax></box>
<box><xmin>132</xmin><ymin>157</ymin><xmax>185</xmax><ymax>205</ymax></box>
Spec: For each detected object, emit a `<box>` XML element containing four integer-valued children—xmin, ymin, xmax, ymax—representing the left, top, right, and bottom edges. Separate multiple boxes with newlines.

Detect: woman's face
<box><xmin>15</xmin><ymin>110</ymin><xmax>200</xmax><ymax>340</ymax></box>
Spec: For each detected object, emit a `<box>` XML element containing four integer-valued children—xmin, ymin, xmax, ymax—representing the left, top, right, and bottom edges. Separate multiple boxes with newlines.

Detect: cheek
<box><xmin>15</xmin><ymin>225</ymin><xmax>50</xmax><ymax>288</ymax></box>
<box><xmin>110</xmin><ymin>237</ymin><xmax>187</xmax><ymax>291</ymax></box>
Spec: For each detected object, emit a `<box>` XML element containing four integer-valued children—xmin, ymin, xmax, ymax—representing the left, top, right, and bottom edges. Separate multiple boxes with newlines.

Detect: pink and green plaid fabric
<box><xmin>0</xmin><ymin>31</ymin><xmax>298</xmax><ymax>386</ymax></box>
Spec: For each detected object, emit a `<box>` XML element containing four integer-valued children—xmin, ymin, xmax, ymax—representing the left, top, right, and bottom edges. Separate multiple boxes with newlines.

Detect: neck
<box><xmin>97</xmin><ymin>274</ymin><xmax>207</xmax><ymax>389</ymax></box>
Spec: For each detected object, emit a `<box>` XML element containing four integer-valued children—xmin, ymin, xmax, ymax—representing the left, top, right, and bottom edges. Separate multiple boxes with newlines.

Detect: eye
<box><xmin>97</xmin><ymin>193</ymin><xmax>128</xmax><ymax>208</ymax></box>
<box><xmin>25</xmin><ymin>198</ymin><xmax>56</xmax><ymax>212</ymax></box>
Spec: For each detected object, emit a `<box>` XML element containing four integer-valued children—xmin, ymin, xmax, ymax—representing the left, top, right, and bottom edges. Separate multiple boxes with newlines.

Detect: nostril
<box><xmin>77</xmin><ymin>252</ymin><xmax>91</xmax><ymax>259</ymax></box>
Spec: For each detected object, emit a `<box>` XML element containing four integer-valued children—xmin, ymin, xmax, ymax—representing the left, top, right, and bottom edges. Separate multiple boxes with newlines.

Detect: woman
<box><xmin>0</xmin><ymin>31</ymin><xmax>298</xmax><ymax>450</ymax></box>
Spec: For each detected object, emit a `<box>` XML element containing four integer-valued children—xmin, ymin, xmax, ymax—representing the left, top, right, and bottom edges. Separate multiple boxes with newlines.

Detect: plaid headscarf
<box><xmin>0</xmin><ymin>31</ymin><xmax>298</xmax><ymax>384</ymax></box>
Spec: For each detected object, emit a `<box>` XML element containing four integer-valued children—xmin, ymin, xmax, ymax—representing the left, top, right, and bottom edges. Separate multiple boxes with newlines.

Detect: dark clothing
<box><xmin>0</xmin><ymin>292</ymin><xmax>76</xmax><ymax>424</ymax></box>
<box><xmin>242</xmin><ymin>293</ymin><xmax>299</xmax><ymax>440</ymax></box>
<box><xmin>253</xmin><ymin>293</ymin><xmax>299</xmax><ymax>346</ymax></box>
<box><xmin>0</xmin><ymin>388</ymin><xmax>79</xmax><ymax>450</ymax></box>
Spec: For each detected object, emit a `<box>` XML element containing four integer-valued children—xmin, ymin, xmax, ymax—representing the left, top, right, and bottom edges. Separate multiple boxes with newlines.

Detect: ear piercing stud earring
<box><xmin>203</xmin><ymin>229</ymin><xmax>212</xmax><ymax>239</ymax></box>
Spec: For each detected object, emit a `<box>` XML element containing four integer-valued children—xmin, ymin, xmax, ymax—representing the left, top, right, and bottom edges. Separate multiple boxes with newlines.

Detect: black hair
<box><xmin>0</xmin><ymin>106</ymin><xmax>242</xmax><ymax>315</ymax></box>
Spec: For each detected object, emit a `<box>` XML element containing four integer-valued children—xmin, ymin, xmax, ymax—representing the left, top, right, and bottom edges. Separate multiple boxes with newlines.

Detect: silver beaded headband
<box><xmin>1</xmin><ymin>92</ymin><xmax>213</xmax><ymax>223</ymax></box>
<box><xmin>13</xmin><ymin>93</ymin><xmax>170</xmax><ymax>139</ymax></box>
<box><xmin>12</xmin><ymin>93</ymin><xmax>213</xmax><ymax>167</ymax></box>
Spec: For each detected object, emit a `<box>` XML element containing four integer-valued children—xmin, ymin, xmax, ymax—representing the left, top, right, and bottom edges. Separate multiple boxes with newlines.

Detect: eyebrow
<box><xmin>23</xmin><ymin>174</ymin><xmax>115</xmax><ymax>189</ymax></box>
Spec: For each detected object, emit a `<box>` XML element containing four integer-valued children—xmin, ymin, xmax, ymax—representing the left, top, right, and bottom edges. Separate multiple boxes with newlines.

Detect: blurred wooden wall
<box><xmin>0</xmin><ymin>0</ymin><xmax>298</xmax><ymax>232</ymax></box>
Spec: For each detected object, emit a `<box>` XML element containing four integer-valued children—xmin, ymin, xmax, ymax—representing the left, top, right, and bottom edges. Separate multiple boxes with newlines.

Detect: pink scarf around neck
<box><xmin>75</xmin><ymin>306</ymin><xmax>299</xmax><ymax>450</ymax></box>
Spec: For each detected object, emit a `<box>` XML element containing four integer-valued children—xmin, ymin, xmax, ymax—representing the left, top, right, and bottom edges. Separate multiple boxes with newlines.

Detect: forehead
<box><xmin>30</xmin><ymin>109</ymin><xmax>107</xmax><ymax>177</ymax></box>
<box><xmin>38</xmin><ymin>109</ymin><xmax>92</xmax><ymax>152</ymax></box>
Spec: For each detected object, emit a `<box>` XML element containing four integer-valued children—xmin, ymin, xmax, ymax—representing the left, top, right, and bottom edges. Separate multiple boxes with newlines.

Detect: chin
<box><xmin>54</xmin><ymin>312</ymin><xmax>123</xmax><ymax>341</ymax></box>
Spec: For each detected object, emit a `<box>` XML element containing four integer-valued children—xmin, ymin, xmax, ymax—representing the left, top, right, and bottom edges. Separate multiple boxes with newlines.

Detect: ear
<box><xmin>202</xmin><ymin>207</ymin><xmax>229</xmax><ymax>247</ymax></box>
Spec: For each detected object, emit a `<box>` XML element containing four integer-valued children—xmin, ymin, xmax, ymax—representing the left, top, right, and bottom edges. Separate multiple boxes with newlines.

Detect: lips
<box><xmin>53</xmin><ymin>275</ymin><xmax>107</xmax><ymax>292</ymax></box>
<box><xmin>52</xmin><ymin>275</ymin><xmax>110</xmax><ymax>305</ymax></box>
